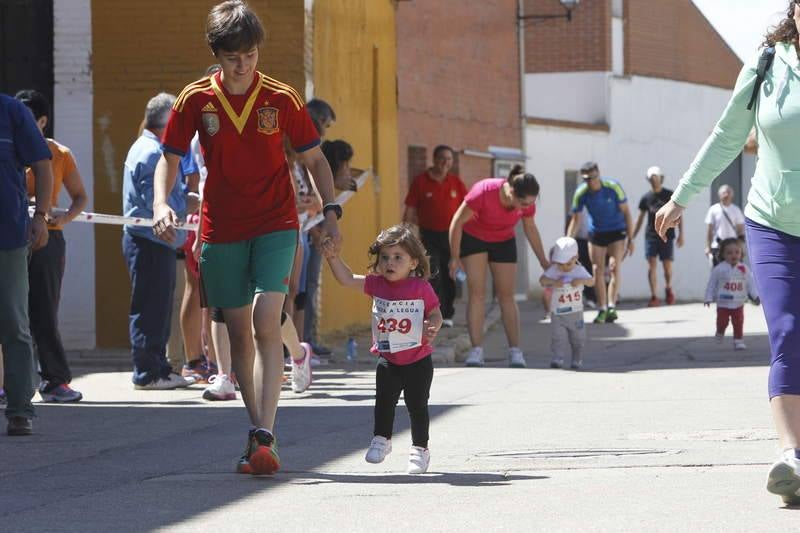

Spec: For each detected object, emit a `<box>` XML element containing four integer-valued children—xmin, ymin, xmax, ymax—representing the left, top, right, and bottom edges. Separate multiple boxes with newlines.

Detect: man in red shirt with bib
<box><xmin>403</xmin><ymin>145</ymin><xmax>467</xmax><ymax>327</ymax></box>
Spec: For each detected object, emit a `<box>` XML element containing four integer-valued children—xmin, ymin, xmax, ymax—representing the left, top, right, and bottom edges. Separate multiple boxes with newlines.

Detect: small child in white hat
<box><xmin>539</xmin><ymin>237</ymin><xmax>595</xmax><ymax>369</ymax></box>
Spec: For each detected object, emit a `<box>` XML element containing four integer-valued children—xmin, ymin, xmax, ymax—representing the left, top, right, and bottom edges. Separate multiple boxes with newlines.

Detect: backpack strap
<box><xmin>747</xmin><ymin>46</ymin><xmax>775</xmax><ymax>111</ymax></box>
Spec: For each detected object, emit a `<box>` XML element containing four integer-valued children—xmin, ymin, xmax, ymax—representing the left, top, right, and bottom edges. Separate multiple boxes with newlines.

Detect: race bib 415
<box><xmin>552</xmin><ymin>286</ymin><xmax>583</xmax><ymax>315</ymax></box>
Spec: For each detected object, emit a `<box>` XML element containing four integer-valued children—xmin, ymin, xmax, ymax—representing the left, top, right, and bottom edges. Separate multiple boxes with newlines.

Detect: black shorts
<box><xmin>645</xmin><ymin>237</ymin><xmax>674</xmax><ymax>261</ymax></box>
<box><xmin>460</xmin><ymin>231</ymin><xmax>517</xmax><ymax>263</ymax></box>
<box><xmin>590</xmin><ymin>230</ymin><xmax>627</xmax><ymax>247</ymax></box>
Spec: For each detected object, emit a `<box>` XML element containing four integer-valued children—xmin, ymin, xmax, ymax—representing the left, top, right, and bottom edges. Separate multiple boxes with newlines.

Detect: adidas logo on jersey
<box><xmin>202</xmin><ymin>102</ymin><xmax>218</xmax><ymax>112</ymax></box>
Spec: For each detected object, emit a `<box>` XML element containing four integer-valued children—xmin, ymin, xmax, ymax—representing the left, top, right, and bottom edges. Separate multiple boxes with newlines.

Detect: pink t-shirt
<box><xmin>463</xmin><ymin>178</ymin><xmax>536</xmax><ymax>242</ymax></box>
<box><xmin>363</xmin><ymin>274</ymin><xmax>440</xmax><ymax>365</ymax></box>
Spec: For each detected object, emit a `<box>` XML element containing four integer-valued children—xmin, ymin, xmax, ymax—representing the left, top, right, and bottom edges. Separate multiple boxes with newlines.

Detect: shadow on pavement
<box><xmin>471</xmin><ymin>301</ymin><xmax>773</xmax><ymax>373</ymax></box>
<box><xmin>0</xmin><ymin>392</ymin><xmax>465</xmax><ymax>530</ymax></box>
<box><xmin>271</xmin><ymin>471</ymin><xmax>548</xmax><ymax>487</ymax></box>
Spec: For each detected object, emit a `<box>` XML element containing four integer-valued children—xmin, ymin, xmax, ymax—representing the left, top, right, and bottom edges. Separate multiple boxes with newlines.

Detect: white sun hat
<box><xmin>551</xmin><ymin>237</ymin><xmax>579</xmax><ymax>264</ymax></box>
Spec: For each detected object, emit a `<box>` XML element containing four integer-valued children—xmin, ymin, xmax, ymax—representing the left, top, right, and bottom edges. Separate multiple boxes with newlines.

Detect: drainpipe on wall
<box><xmin>516</xmin><ymin>0</ymin><xmax>531</xmax><ymax>298</ymax></box>
<box><xmin>304</xmin><ymin>0</ymin><xmax>315</xmax><ymax>100</ymax></box>
<box><xmin>517</xmin><ymin>0</ymin><xmax>527</xmax><ymax>157</ymax></box>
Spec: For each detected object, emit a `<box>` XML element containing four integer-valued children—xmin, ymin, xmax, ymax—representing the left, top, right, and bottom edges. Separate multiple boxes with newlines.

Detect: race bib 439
<box><xmin>372</xmin><ymin>297</ymin><xmax>425</xmax><ymax>353</ymax></box>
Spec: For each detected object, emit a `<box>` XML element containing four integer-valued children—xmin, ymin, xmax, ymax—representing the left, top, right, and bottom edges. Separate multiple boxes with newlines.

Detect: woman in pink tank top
<box><xmin>448</xmin><ymin>165</ymin><xmax>550</xmax><ymax>368</ymax></box>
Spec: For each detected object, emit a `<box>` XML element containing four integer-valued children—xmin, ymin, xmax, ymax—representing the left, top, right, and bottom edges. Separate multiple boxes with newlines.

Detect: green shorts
<box><xmin>200</xmin><ymin>230</ymin><xmax>297</xmax><ymax>308</ymax></box>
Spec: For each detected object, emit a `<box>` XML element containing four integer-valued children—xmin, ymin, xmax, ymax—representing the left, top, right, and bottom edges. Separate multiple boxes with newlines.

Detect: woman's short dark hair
<box><xmin>321</xmin><ymin>139</ymin><xmax>353</xmax><ymax>174</ymax></box>
<box><xmin>15</xmin><ymin>89</ymin><xmax>50</xmax><ymax>120</ymax></box>
<box><xmin>206</xmin><ymin>1</ymin><xmax>265</xmax><ymax>54</ymax></box>
<box><xmin>763</xmin><ymin>2</ymin><xmax>799</xmax><ymax>47</ymax></box>
<box><xmin>507</xmin><ymin>164</ymin><xmax>540</xmax><ymax>198</ymax></box>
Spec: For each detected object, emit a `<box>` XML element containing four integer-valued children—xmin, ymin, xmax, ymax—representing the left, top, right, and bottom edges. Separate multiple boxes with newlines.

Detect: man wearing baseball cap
<box><xmin>632</xmin><ymin>166</ymin><xmax>683</xmax><ymax>306</ymax></box>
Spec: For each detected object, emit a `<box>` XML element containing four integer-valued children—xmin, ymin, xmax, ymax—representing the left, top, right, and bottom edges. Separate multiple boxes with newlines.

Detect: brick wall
<box><xmin>396</xmin><ymin>0</ymin><xmax>522</xmax><ymax>196</ymax></box>
<box><xmin>625</xmin><ymin>0</ymin><xmax>741</xmax><ymax>89</ymax></box>
<box><xmin>91</xmin><ymin>0</ymin><xmax>304</xmax><ymax>347</ymax></box>
<box><xmin>524</xmin><ymin>0</ymin><xmax>611</xmax><ymax>73</ymax></box>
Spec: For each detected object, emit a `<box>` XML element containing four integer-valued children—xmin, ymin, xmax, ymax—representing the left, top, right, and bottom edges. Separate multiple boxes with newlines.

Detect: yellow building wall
<box><xmin>313</xmin><ymin>0</ymin><xmax>400</xmax><ymax>333</ymax></box>
<box><xmin>92</xmin><ymin>0</ymin><xmax>305</xmax><ymax>347</ymax></box>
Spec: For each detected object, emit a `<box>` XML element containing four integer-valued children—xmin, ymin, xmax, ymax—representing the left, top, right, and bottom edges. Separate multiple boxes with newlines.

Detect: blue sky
<box><xmin>693</xmin><ymin>0</ymin><xmax>788</xmax><ymax>59</ymax></box>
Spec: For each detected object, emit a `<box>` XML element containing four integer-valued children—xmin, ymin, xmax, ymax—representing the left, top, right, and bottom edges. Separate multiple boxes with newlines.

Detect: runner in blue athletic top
<box><xmin>567</xmin><ymin>162</ymin><xmax>634</xmax><ymax>324</ymax></box>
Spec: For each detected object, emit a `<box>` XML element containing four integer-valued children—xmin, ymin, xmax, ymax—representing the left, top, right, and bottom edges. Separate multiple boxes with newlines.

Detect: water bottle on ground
<box><xmin>346</xmin><ymin>337</ymin><xmax>357</xmax><ymax>362</ymax></box>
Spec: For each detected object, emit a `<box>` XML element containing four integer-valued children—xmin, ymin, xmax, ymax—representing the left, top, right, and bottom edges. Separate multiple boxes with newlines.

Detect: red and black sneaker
<box><xmin>248</xmin><ymin>429</ymin><xmax>281</xmax><ymax>475</ymax></box>
<box><xmin>235</xmin><ymin>429</ymin><xmax>255</xmax><ymax>474</ymax></box>
<box><xmin>665</xmin><ymin>288</ymin><xmax>676</xmax><ymax>305</ymax></box>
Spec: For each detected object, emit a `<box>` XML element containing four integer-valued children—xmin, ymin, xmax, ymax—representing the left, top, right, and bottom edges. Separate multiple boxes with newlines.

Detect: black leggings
<box><xmin>374</xmin><ymin>355</ymin><xmax>433</xmax><ymax>448</ymax></box>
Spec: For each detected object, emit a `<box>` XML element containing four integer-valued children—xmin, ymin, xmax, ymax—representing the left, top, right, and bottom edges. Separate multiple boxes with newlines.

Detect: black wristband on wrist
<box><xmin>323</xmin><ymin>203</ymin><xmax>343</xmax><ymax>220</ymax></box>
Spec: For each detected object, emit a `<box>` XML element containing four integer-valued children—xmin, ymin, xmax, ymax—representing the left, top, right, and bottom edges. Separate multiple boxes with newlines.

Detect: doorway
<box><xmin>0</xmin><ymin>0</ymin><xmax>54</xmax><ymax>134</ymax></box>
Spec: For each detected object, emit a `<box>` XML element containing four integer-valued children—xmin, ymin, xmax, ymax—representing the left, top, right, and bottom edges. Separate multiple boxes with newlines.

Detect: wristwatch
<box><xmin>33</xmin><ymin>209</ymin><xmax>48</xmax><ymax>220</ymax></box>
<box><xmin>323</xmin><ymin>203</ymin><xmax>343</xmax><ymax>220</ymax></box>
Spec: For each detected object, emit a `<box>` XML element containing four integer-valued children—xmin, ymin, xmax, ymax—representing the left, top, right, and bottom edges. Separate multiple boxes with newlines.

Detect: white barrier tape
<box><xmin>28</xmin><ymin>169</ymin><xmax>372</xmax><ymax>234</ymax></box>
<box><xmin>28</xmin><ymin>205</ymin><xmax>199</xmax><ymax>230</ymax></box>
<box><xmin>301</xmin><ymin>169</ymin><xmax>371</xmax><ymax>232</ymax></box>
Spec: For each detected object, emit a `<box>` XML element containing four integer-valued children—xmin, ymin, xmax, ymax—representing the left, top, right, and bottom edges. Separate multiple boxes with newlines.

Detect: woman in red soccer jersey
<box><xmin>448</xmin><ymin>165</ymin><xmax>549</xmax><ymax>369</ymax></box>
<box><xmin>152</xmin><ymin>1</ymin><xmax>341</xmax><ymax>476</ymax></box>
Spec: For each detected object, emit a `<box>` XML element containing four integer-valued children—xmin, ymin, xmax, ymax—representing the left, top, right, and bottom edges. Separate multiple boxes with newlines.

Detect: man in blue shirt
<box><xmin>0</xmin><ymin>93</ymin><xmax>54</xmax><ymax>435</ymax></box>
<box><xmin>122</xmin><ymin>93</ymin><xmax>197</xmax><ymax>389</ymax></box>
<box><xmin>568</xmin><ymin>162</ymin><xmax>634</xmax><ymax>324</ymax></box>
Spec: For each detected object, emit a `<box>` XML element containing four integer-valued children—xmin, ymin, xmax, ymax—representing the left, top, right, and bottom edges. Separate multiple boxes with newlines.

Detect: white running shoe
<box><xmin>407</xmin><ymin>446</ymin><xmax>430</xmax><ymax>474</ymax></box>
<box><xmin>734</xmin><ymin>339</ymin><xmax>747</xmax><ymax>351</ymax></box>
<box><xmin>365</xmin><ymin>436</ymin><xmax>392</xmax><ymax>464</ymax></box>
<box><xmin>134</xmin><ymin>372</ymin><xmax>192</xmax><ymax>390</ymax></box>
<box><xmin>442</xmin><ymin>319</ymin><xmax>454</xmax><ymax>328</ymax></box>
<box><xmin>291</xmin><ymin>342</ymin><xmax>314</xmax><ymax>393</ymax></box>
<box><xmin>509</xmin><ymin>347</ymin><xmax>527</xmax><ymax>368</ymax></box>
<box><xmin>202</xmin><ymin>374</ymin><xmax>236</xmax><ymax>401</ymax></box>
<box><xmin>767</xmin><ymin>449</ymin><xmax>800</xmax><ymax>505</ymax></box>
<box><xmin>464</xmin><ymin>347</ymin><xmax>485</xmax><ymax>367</ymax></box>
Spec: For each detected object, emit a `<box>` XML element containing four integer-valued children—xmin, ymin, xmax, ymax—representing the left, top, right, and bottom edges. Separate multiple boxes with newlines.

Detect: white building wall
<box><xmin>53</xmin><ymin>0</ymin><xmax>95</xmax><ymax>349</ymax></box>
<box><xmin>525</xmin><ymin>72</ymin><xmax>609</xmax><ymax>125</ymax></box>
<box><xmin>525</xmin><ymin>74</ymin><xmax>735</xmax><ymax>301</ymax></box>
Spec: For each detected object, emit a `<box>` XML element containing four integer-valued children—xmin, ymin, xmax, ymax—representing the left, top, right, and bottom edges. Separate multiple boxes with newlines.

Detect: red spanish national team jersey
<box><xmin>162</xmin><ymin>71</ymin><xmax>320</xmax><ymax>243</ymax></box>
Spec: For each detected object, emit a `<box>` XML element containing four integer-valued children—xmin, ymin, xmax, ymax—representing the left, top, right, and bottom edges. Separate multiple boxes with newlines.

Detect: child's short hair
<box><xmin>206</xmin><ymin>1</ymin><xmax>265</xmax><ymax>54</ymax></box>
<box><xmin>717</xmin><ymin>237</ymin><xmax>743</xmax><ymax>261</ymax></box>
<box><xmin>368</xmin><ymin>224</ymin><xmax>431</xmax><ymax>279</ymax></box>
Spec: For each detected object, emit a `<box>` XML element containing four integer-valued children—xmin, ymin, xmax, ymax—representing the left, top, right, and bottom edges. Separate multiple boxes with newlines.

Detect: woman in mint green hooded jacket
<box><xmin>656</xmin><ymin>2</ymin><xmax>800</xmax><ymax>506</ymax></box>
